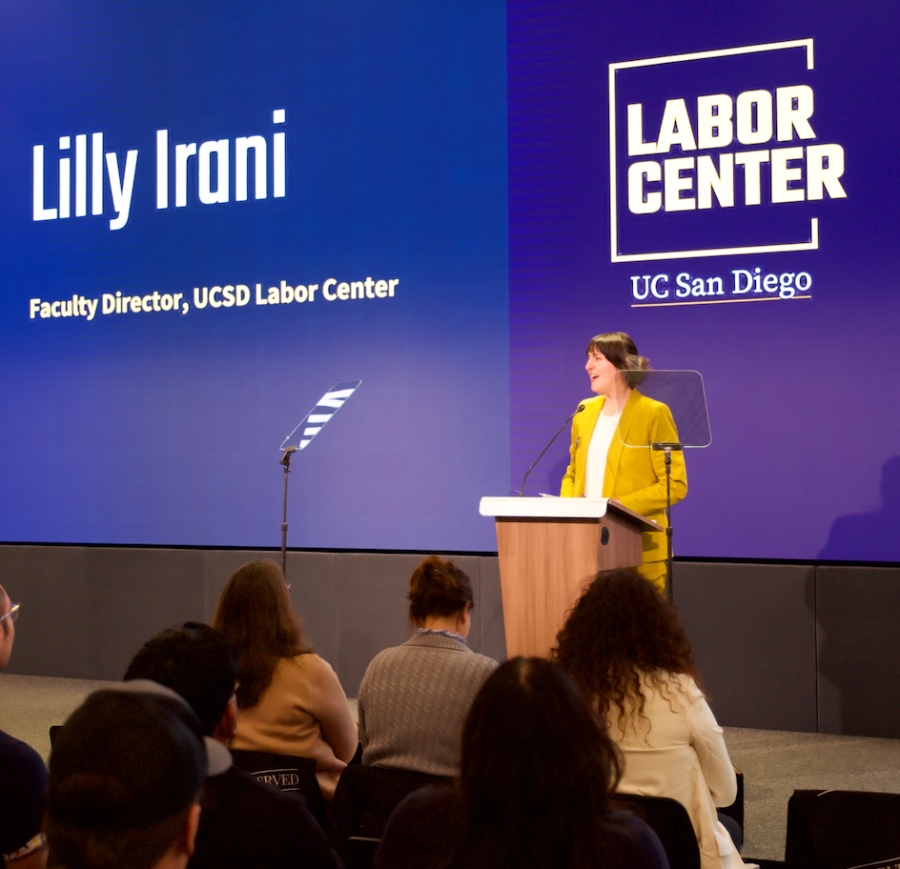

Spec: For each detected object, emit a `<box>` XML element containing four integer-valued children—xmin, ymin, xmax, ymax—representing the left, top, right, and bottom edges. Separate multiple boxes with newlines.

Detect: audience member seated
<box><xmin>212</xmin><ymin>560</ymin><xmax>357</xmax><ymax>800</ymax></box>
<box><xmin>357</xmin><ymin>556</ymin><xmax>497</xmax><ymax>776</ymax></box>
<box><xmin>44</xmin><ymin>684</ymin><xmax>212</xmax><ymax>869</ymax></box>
<box><xmin>554</xmin><ymin>568</ymin><xmax>745</xmax><ymax>869</ymax></box>
<box><xmin>374</xmin><ymin>657</ymin><xmax>670</xmax><ymax>869</ymax></box>
<box><xmin>0</xmin><ymin>586</ymin><xmax>48</xmax><ymax>869</ymax></box>
<box><xmin>124</xmin><ymin>622</ymin><xmax>340</xmax><ymax>869</ymax></box>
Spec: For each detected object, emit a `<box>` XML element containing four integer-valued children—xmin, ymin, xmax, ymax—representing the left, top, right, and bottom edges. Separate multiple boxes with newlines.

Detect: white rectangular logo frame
<box><xmin>608</xmin><ymin>38</ymin><xmax>817</xmax><ymax>263</ymax></box>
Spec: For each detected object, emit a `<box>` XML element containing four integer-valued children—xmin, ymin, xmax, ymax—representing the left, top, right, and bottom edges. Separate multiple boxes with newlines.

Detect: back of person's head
<box><xmin>457</xmin><ymin>657</ymin><xmax>622</xmax><ymax>869</ymax></box>
<box><xmin>553</xmin><ymin>568</ymin><xmax>699</xmax><ymax>728</ymax></box>
<box><xmin>211</xmin><ymin>560</ymin><xmax>310</xmax><ymax>709</ymax></box>
<box><xmin>586</xmin><ymin>331</ymin><xmax>649</xmax><ymax>388</ymax></box>
<box><xmin>124</xmin><ymin>623</ymin><xmax>238</xmax><ymax>736</ymax></box>
<box><xmin>45</xmin><ymin>688</ymin><xmax>207</xmax><ymax>869</ymax></box>
<box><xmin>408</xmin><ymin>555</ymin><xmax>473</xmax><ymax>626</ymax></box>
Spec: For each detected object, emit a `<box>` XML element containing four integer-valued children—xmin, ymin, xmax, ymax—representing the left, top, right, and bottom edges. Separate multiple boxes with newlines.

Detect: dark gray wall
<box><xmin>3</xmin><ymin>544</ymin><xmax>898</xmax><ymax>737</ymax></box>
<box><xmin>672</xmin><ymin>562</ymin><xmax>818</xmax><ymax>732</ymax></box>
<box><xmin>0</xmin><ymin>546</ymin><xmax>507</xmax><ymax>694</ymax></box>
<box><xmin>814</xmin><ymin>565</ymin><xmax>900</xmax><ymax>739</ymax></box>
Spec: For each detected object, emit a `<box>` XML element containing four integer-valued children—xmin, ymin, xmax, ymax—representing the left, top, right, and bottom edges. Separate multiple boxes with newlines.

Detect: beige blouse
<box><xmin>232</xmin><ymin>653</ymin><xmax>358</xmax><ymax>799</ymax></box>
<box><xmin>607</xmin><ymin>671</ymin><xmax>745</xmax><ymax>869</ymax></box>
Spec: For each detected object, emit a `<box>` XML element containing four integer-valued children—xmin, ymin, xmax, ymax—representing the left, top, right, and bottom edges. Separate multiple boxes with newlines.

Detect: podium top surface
<box><xmin>479</xmin><ymin>496</ymin><xmax>661</xmax><ymax>530</ymax></box>
<box><xmin>479</xmin><ymin>496</ymin><xmax>609</xmax><ymax>518</ymax></box>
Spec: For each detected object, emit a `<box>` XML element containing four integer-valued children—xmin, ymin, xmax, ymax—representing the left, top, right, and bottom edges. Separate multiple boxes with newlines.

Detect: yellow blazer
<box><xmin>560</xmin><ymin>390</ymin><xmax>687</xmax><ymax>562</ymax></box>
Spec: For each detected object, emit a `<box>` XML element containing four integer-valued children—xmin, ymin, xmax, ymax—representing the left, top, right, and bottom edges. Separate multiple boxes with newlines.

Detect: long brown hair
<box><xmin>211</xmin><ymin>560</ymin><xmax>311</xmax><ymax>709</ymax></box>
<box><xmin>553</xmin><ymin>569</ymin><xmax>700</xmax><ymax>734</ymax></box>
<box><xmin>452</xmin><ymin>658</ymin><xmax>630</xmax><ymax>869</ymax></box>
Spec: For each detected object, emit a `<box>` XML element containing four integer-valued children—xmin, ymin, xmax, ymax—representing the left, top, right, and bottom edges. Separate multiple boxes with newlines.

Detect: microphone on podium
<box><xmin>517</xmin><ymin>404</ymin><xmax>585</xmax><ymax>496</ymax></box>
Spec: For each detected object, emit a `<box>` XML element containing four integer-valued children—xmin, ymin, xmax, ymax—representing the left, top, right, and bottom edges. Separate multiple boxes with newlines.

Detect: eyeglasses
<box><xmin>0</xmin><ymin>603</ymin><xmax>20</xmax><ymax>624</ymax></box>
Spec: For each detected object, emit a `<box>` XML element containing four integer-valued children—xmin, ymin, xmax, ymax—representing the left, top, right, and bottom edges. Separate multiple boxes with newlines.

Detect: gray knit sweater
<box><xmin>357</xmin><ymin>632</ymin><xmax>498</xmax><ymax>776</ymax></box>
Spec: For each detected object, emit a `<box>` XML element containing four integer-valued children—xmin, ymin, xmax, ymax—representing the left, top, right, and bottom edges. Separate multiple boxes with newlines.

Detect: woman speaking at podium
<box><xmin>560</xmin><ymin>332</ymin><xmax>687</xmax><ymax>592</ymax></box>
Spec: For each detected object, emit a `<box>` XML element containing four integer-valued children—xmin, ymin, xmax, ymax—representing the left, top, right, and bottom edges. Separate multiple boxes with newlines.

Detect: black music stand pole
<box><xmin>280</xmin><ymin>447</ymin><xmax>296</xmax><ymax>580</ymax></box>
<box><xmin>652</xmin><ymin>441</ymin><xmax>683</xmax><ymax>601</ymax></box>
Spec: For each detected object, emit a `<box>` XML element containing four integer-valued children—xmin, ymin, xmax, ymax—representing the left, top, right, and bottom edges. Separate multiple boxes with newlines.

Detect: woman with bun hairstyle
<box><xmin>554</xmin><ymin>568</ymin><xmax>745</xmax><ymax>869</ymax></box>
<box><xmin>212</xmin><ymin>560</ymin><xmax>357</xmax><ymax>800</ymax></box>
<box><xmin>560</xmin><ymin>331</ymin><xmax>687</xmax><ymax>591</ymax></box>
<box><xmin>357</xmin><ymin>555</ymin><xmax>498</xmax><ymax>776</ymax></box>
<box><xmin>374</xmin><ymin>657</ymin><xmax>669</xmax><ymax>869</ymax></box>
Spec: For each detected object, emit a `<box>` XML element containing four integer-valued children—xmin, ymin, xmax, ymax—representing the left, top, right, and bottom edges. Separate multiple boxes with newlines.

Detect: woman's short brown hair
<box><xmin>586</xmin><ymin>331</ymin><xmax>649</xmax><ymax>389</ymax></box>
<box><xmin>407</xmin><ymin>555</ymin><xmax>473</xmax><ymax>626</ymax></box>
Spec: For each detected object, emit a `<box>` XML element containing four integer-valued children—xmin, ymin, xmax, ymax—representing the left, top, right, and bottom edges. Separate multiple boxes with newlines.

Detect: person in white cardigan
<box><xmin>554</xmin><ymin>568</ymin><xmax>747</xmax><ymax>869</ymax></box>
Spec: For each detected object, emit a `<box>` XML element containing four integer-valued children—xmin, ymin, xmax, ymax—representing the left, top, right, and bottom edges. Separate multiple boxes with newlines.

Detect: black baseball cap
<box><xmin>47</xmin><ymin>681</ymin><xmax>228</xmax><ymax>831</ymax></box>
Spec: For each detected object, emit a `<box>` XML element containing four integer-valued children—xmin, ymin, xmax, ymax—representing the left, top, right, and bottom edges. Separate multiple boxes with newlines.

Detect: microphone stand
<box><xmin>518</xmin><ymin>405</ymin><xmax>585</xmax><ymax>496</ymax></box>
<box><xmin>280</xmin><ymin>447</ymin><xmax>297</xmax><ymax>580</ymax></box>
<box><xmin>651</xmin><ymin>441</ymin><xmax>682</xmax><ymax>600</ymax></box>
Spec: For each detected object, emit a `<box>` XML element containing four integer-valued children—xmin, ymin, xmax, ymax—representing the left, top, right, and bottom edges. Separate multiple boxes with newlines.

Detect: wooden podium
<box><xmin>479</xmin><ymin>497</ymin><xmax>661</xmax><ymax>658</ymax></box>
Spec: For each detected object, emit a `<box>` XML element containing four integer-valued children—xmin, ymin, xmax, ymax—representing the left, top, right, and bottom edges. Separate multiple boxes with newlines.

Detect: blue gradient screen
<box><xmin>1</xmin><ymin>0</ymin><xmax>897</xmax><ymax>562</ymax></box>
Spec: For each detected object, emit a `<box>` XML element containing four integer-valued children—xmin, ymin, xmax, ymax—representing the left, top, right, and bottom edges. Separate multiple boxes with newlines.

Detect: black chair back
<box><xmin>785</xmin><ymin>790</ymin><xmax>900</xmax><ymax>869</ymax></box>
<box><xmin>329</xmin><ymin>764</ymin><xmax>452</xmax><ymax>859</ymax></box>
<box><xmin>343</xmin><ymin>836</ymin><xmax>381</xmax><ymax>869</ymax></box>
<box><xmin>616</xmin><ymin>793</ymin><xmax>701</xmax><ymax>869</ymax></box>
<box><xmin>229</xmin><ymin>748</ymin><xmax>326</xmax><ymax>829</ymax></box>
<box><xmin>720</xmin><ymin>765</ymin><xmax>745</xmax><ymax>831</ymax></box>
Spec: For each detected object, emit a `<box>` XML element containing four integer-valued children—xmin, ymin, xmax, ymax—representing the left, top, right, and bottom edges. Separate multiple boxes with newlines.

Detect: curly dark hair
<box><xmin>552</xmin><ymin>568</ymin><xmax>700</xmax><ymax>735</ymax></box>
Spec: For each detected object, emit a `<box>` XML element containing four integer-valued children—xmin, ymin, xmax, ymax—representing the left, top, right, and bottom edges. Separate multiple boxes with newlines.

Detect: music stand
<box><xmin>611</xmin><ymin>370</ymin><xmax>710</xmax><ymax>597</ymax></box>
<box><xmin>278</xmin><ymin>380</ymin><xmax>361</xmax><ymax>580</ymax></box>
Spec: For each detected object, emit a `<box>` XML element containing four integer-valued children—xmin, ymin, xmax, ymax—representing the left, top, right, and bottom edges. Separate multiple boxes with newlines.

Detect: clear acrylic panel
<box><xmin>279</xmin><ymin>380</ymin><xmax>362</xmax><ymax>452</ymax></box>
<box><xmin>607</xmin><ymin>369</ymin><xmax>711</xmax><ymax>449</ymax></box>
